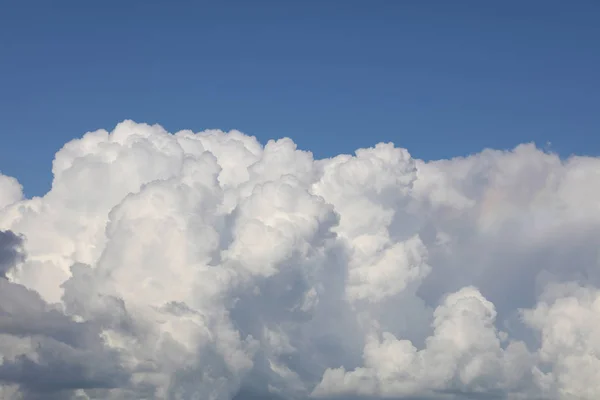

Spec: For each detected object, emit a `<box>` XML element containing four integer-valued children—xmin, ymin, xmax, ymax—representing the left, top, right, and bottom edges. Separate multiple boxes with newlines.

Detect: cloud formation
<box><xmin>1</xmin><ymin>120</ymin><xmax>600</xmax><ymax>399</ymax></box>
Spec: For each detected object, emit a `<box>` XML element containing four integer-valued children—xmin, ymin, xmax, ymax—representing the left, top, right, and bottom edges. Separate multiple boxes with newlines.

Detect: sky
<box><xmin>3</xmin><ymin>3</ymin><xmax>600</xmax><ymax>400</ymax></box>
<box><xmin>1</xmin><ymin>0</ymin><xmax>599</xmax><ymax>197</ymax></box>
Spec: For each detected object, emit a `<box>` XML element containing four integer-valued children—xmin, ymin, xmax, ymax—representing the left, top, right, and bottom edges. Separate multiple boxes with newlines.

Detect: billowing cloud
<box><xmin>0</xmin><ymin>231</ymin><xmax>128</xmax><ymax>400</ymax></box>
<box><xmin>0</xmin><ymin>120</ymin><xmax>599</xmax><ymax>399</ymax></box>
<box><xmin>0</xmin><ymin>175</ymin><xmax>22</xmax><ymax>211</ymax></box>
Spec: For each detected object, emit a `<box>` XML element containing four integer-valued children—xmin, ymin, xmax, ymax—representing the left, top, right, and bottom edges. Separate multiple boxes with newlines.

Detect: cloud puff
<box><xmin>1</xmin><ymin>120</ymin><xmax>600</xmax><ymax>399</ymax></box>
<box><xmin>0</xmin><ymin>231</ymin><xmax>128</xmax><ymax>400</ymax></box>
<box><xmin>0</xmin><ymin>175</ymin><xmax>22</xmax><ymax>210</ymax></box>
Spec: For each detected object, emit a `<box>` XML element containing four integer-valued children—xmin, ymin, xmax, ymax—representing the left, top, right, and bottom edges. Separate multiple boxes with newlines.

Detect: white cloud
<box><xmin>0</xmin><ymin>120</ymin><xmax>599</xmax><ymax>399</ymax></box>
<box><xmin>0</xmin><ymin>175</ymin><xmax>22</xmax><ymax>210</ymax></box>
<box><xmin>312</xmin><ymin>286</ymin><xmax>536</xmax><ymax>399</ymax></box>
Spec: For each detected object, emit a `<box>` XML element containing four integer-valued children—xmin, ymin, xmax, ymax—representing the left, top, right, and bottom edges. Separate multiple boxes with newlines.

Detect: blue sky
<box><xmin>1</xmin><ymin>0</ymin><xmax>599</xmax><ymax>197</ymax></box>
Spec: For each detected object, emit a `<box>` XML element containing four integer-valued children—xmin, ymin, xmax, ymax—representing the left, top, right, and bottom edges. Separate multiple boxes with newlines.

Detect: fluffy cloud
<box><xmin>0</xmin><ymin>175</ymin><xmax>22</xmax><ymax>210</ymax></box>
<box><xmin>0</xmin><ymin>231</ymin><xmax>128</xmax><ymax>400</ymax></box>
<box><xmin>0</xmin><ymin>120</ymin><xmax>599</xmax><ymax>399</ymax></box>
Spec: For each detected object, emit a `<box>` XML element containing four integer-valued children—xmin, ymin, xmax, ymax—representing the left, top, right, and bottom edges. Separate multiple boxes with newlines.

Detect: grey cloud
<box><xmin>0</xmin><ymin>231</ymin><xmax>130</xmax><ymax>397</ymax></box>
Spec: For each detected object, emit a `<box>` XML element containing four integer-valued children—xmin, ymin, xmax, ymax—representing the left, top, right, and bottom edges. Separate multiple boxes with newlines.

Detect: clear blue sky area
<box><xmin>1</xmin><ymin>1</ymin><xmax>599</xmax><ymax>197</ymax></box>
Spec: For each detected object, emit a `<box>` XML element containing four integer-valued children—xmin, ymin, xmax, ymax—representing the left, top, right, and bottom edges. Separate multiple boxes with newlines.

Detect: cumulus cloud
<box><xmin>0</xmin><ymin>231</ymin><xmax>127</xmax><ymax>400</ymax></box>
<box><xmin>0</xmin><ymin>175</ymin><xmax>22</xmax><ymax>210</ymax></box>
<box><xmin>0</xmin><ymin>120</ymin><xmax>599</xmax><ymax>399</ymax></box>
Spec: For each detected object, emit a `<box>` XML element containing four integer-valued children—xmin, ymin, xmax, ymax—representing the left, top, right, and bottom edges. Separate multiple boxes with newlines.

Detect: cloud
<box><xmin>0</xmin><ymin>230</ymin><xmax>24</xmax><ymax>278</ymax></box>
<box><xmin>0</xmin><ymin>120</ymin><xmax>599</xmax><ymax>399</ymax></box>
<box><xmin>0</xmin><ymin>232</ymin><xmax>128</xmax><ymax>399</ymax></box>
<box><xmin>0</xmin><ymin>175</ymin><xmax>22</xmax><ymax>211</ymax></box>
